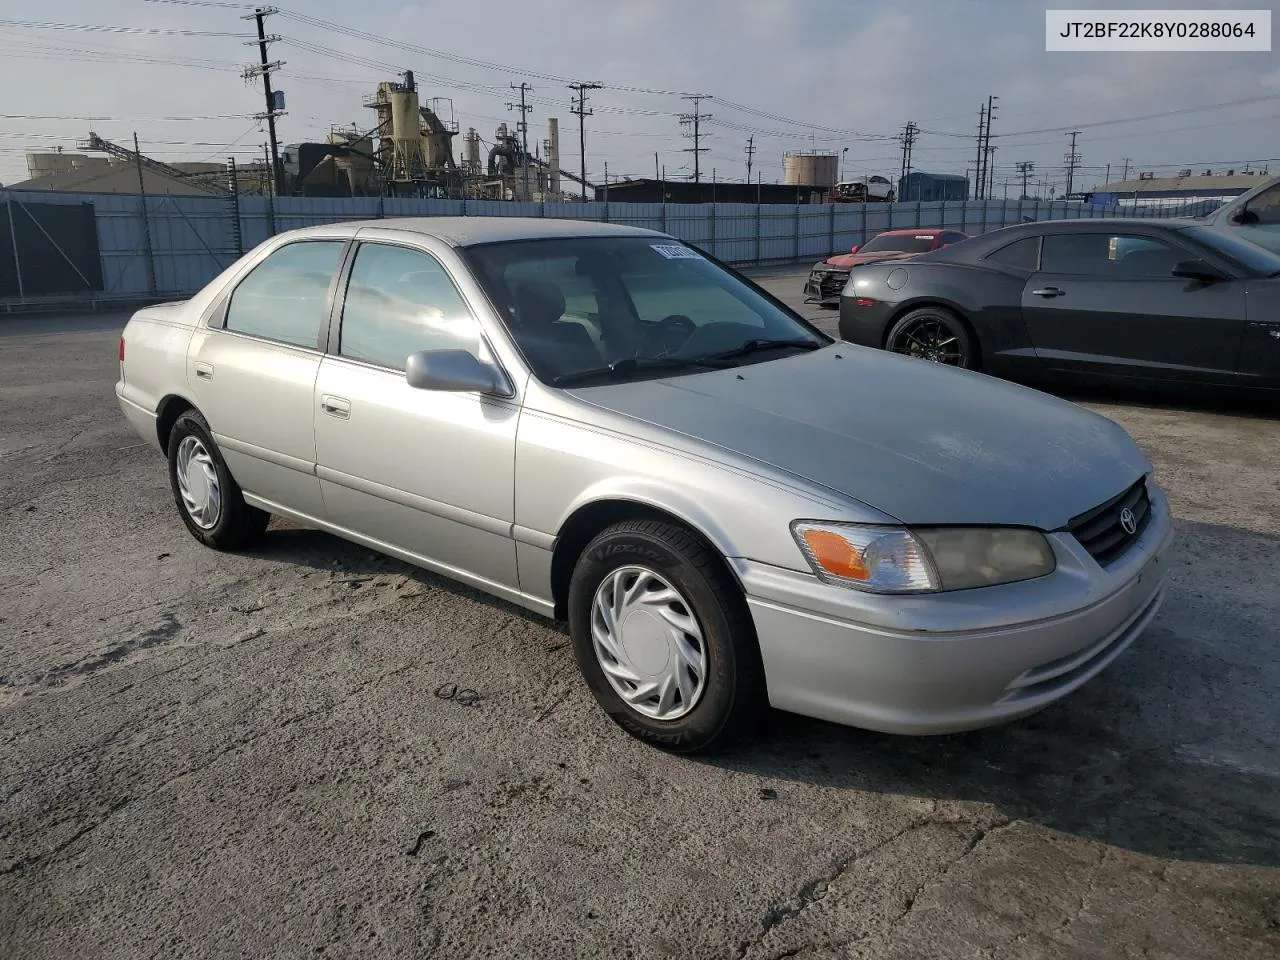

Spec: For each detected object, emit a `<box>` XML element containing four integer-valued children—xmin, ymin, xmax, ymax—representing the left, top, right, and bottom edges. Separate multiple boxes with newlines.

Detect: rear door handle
<box><xmin>320</xmin><ymin>395</ymin><xmax>351</xmax><ymax>419</ymax></box>
<box><xmin>194</xmin><ymin>361</ymin><xmax>214</xmax><ymax>381</ymax></box>
<box><xmin>1031</xmin><ymin>286</ymin><xmax>1064</xmax><ymax>298</ymax></box>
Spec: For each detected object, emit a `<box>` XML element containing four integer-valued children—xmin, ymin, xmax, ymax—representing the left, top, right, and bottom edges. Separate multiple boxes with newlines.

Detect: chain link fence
<box><xmin>0</xmin><ymin>187</ymin><xmax>1222</xmax><ymax>310</ymax></box>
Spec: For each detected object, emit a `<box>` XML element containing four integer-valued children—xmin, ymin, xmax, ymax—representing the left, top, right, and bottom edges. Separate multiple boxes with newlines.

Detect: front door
<box><xmin>1021</xmin><ymin>231</ymin><xmax>1245</xmax><ymax>385</ymax></box>
<box><xmin>312</xmin><ymin>239</ymin><xmax>520</xmax><ymax>591</ymax></box>
<box><xmin>186</xmin><ymin>238</ymin><xmax>347</xmax><ymax>519</ymax></box>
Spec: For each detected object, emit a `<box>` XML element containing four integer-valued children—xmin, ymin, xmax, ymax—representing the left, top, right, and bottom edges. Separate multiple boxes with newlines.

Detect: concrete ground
<box><xmin>1</xmin><ymin>274</ymin><xmax>1278</xmax><ymax>960</ymax></box>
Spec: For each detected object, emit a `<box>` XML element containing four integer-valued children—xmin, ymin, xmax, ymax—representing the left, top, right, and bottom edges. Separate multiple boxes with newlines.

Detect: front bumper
<box><xmin>804</xmin><ymin>270</ymin><xmax>849</xmax><ymax>305</ymax></box>
<box><xmin>735</xmin><ymin>483</ymin><xmax>1175</xmax><ymax>735</ymax></box>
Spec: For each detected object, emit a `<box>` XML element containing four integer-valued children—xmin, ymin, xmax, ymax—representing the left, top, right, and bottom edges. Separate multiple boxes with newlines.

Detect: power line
<box><xmin>0</xmin><ymin>18</ymin><xmax>251</xmax><ymax>37</ymax></box>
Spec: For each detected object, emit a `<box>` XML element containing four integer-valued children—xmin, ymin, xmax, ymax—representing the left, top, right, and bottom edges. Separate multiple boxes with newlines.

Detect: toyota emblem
<box><xmin>1119</xmin><ymin>507</ymin><xmax>1137</xmax><ymax>535</ymax></box>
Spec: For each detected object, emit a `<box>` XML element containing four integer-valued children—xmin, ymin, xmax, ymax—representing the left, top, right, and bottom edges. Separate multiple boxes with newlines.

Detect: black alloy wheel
<box><xmin>885</xmin><ymin>307</ymin><xmax>976</xmax><ymax>369</ymax></box>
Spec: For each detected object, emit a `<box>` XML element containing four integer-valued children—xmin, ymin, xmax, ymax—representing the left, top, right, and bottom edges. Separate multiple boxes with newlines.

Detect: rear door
<box><xmin>187</xmin><ymin>238</ymin><xmax>347</xmax><ymax>519</ymax></box>
<box><xmin>1020</xmin><ymin>230</ymin><xmax>1245</xmax><ymax>384</ymax></box>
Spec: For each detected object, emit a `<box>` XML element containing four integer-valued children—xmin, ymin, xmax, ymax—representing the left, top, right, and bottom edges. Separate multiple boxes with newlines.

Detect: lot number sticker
<box><xmin>651</xmin><ymin>244</ymin><xmax>703</xmax><ymax>260</ymax></box>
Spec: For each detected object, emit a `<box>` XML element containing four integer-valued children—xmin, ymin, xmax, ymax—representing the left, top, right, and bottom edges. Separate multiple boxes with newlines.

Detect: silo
<box><xmin>389</xmin><ymin>84</ymin><xmax>424</xmax><ymax>180</ymax></box>
<box><xmin>783</xmin><ymin>152</ymin><xmax>839</xmax><ymax>187</ymax></box>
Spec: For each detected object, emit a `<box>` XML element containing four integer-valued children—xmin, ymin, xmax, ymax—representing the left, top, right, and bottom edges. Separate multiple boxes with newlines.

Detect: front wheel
<box><xmin>885</xmin><ymin>307</ymin><xmax>978</xmax><ymax>369</ymax></box>
<box><xmin>567</xmin><ymin>519</ymin><xmax>766</xmax><ymax>753</ymax></box>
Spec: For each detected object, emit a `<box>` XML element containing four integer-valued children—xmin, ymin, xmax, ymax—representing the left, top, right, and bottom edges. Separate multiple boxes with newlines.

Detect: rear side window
<box><xmin>338</xmin><ymin>243</ymin><xmax>479</xmax><ymax>370</ymax></box>
<box><xmin>985</xmin><ymin>236</ymin><xmax>1040</xmax><ymax>271</ymax></box>
<box><xmin>225</xmin><ymin>240</ymin><xmax>344</xmax><ymax>349</ymax></box>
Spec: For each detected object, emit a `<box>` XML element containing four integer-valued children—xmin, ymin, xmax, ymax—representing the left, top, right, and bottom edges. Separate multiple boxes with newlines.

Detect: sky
<box><xmin>1</xmin><ymin>0</ymin><xmax>1278</xmax><ymax>194</ymax></box>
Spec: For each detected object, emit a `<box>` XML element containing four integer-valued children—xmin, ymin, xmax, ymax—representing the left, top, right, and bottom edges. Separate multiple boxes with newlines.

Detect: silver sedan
<box><xmin>116</xmin><ymin>217</ymin><xmax>1173</xmax><ymax>752</ymax></box>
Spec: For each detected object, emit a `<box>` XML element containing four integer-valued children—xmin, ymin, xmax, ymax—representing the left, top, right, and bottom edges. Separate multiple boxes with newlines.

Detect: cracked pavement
<box><xmin>1</xmin><ymin>274</ymin><xmax>1278</xmax><ymax>959</ymax></box>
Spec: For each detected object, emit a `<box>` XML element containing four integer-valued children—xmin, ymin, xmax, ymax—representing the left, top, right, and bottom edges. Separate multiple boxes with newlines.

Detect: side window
<box><xmin>338</xmin><ymin>243</ymin><xmax>480</xmax><ymax>370</ymax></box>
<box><xmin>1042</xmin><ymin>233</ymin><xmax>1183</xmax><ymax>278</ymax></box>
<box><xmin>985</xmin><ymin>236</ymin><xmax>1040</xmax><ymax>271</ymax></box>
<box><xmin>1244</xmin><ymin>184</ymin><xmax>1280</xmax><ymax>224</ymax></box>
<box><xmin>224</xmin><ymin>240</ymin><xmax>344</xmax><ymax>348</ymax></box>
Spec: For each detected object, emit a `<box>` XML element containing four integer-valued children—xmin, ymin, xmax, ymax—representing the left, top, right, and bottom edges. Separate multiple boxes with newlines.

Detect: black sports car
<box><xmin>837</xmin><ymin>218</ymin><xmax>1280</xmax><ymax>390</ymax></box>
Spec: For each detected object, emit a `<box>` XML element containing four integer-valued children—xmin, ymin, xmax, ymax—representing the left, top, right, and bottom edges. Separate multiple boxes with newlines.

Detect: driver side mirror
<box><xmin>406</xmin><ymin>349</ymin><xmax>505</xmax><ymax>394</ymax></box>
<box><xmin>849</xmin><ymin>244</ymin><xmax>860</xmax><ymax>254</ymax></box>
<box><xmin>1229</xmin><ymin>205</ymin><xmax>1258</xmax><ymax>225</ymax></box>
<box><xmin>1171</xmin><ymin>259</ymin><xmax>1229</xmax><ymax>283</ymax></box>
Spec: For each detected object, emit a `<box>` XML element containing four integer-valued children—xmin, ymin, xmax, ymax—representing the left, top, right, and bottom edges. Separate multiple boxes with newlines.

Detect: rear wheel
<box><xmin>886</xmin><ymin>307</ymin><xmax>977</xmax><ymax>369</ymax></box>
<box><xmin>167</xmin><ymin>410</ymin><xmax>270</xmax><ymax>550</ymax></box>
<box><xmin>567</xmin><ymin>519</ymin><xmax>766</xmax><ymax>753</ymax></box>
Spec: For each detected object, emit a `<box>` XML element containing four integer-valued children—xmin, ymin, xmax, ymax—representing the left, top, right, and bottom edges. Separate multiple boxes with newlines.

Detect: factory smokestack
<box><xmin>548</xmin><ymin>117</ymin><xmax>560</xmax><ymax>198</ymax></box>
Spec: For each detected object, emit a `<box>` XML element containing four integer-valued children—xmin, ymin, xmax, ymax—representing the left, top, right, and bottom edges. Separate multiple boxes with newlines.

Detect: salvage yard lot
<box><xmin>2</xmin><ymin>271</ymin><xmax>1278</xmax><ymax>960</ymax></box>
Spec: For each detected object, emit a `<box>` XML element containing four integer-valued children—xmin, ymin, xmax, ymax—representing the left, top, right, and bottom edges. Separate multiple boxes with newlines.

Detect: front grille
<box><xmin>1066</xmin><ymin>478</ymin><xmax>1151</xmax><ymax>566</ymax></box>
<box><xmin>811</xmin><ymin>270</ymin><xmax>849</xmax><ymax>299</ymax></box>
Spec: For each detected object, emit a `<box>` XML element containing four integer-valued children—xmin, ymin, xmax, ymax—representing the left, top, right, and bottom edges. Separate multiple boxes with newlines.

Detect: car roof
<box><xmin>280</xmin><ymin>216</ymin><xmax>667</xmax><ymax>248</ymax></box>
<box><xmin>875</xmin><ymin>228</ymin><xmax>949</xmax><ymax>237</ymax></box>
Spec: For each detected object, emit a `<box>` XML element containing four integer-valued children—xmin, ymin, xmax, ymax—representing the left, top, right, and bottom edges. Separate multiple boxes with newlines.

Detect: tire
<box><xmin>167</xmin><ymin>410</ymin><xmax>270</xmax><ymax>551</ymax></box>
<box><xmin>567</xmin><ymin>519</ymin><xmax>766</xmax><ymax>754</ymax></box>
<box><xmin>885</xmin><ymin>306</ymin><xmax>978</xmax><ymax>370</ymax></box>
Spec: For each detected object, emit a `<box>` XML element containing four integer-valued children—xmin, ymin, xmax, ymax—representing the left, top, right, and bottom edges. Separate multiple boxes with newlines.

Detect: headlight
<box><xmin>790</xmin><ymin>522</ymin><xmax>1055</xmax><ymax>594</ymax></box>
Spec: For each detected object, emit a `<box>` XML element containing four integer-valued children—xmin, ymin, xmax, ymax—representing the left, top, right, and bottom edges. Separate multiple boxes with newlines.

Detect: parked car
<box><xmin>117</xmin><ymin>217</ymin><xmax>1172</xmax><ymax>753</ymax></box>
<box><xmin>838</xmin><ymin>218</ymin><xmax>1280</xmax><ymax>390</ymax></box>
<box><xmin>833</xmin><ymin>176</ymin><xmax>896</xmax><ymax>203</ymax></box>
<box><xmin>804</xmin><ymin>229</ymin><xmax>969</xmax><ymax>306</ymax></box>
<box><xmin>1195</xmin><ymin>174</ymin><xmax>1280</xmax><ymax>255</ymax></box>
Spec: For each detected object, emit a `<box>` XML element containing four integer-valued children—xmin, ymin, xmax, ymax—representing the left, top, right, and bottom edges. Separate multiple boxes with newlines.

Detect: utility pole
<box><xmin>745</xmin><ymin>135</ymin><xmax>755</xmax><ymax>183</ymax></box>
<box><xmin>899</xmin><ymin>120</ymin><xmax>918</xmax><ymax>190</ymax></box>
<box><xmin>654</xmin><ymin>152</ymin><xmax>659</xmax><ymax>182</ymax></box>
<box><xmin>507</xmin><ymin>82</ymin><xmax>533</xmax><ymax>200</ymax></box>
<box><xmin>1016</xmin><ymin>160</ymin><xmax>1035</xmax><ymax>199</ymax></box>
<box><xmin>568</xmin><ymin>81</ymin><xmax>602</xmax><ymax>201</ymax></box>
<box><xmin>1121</xmin><ymin>157</ymin><xmax>1131</xmax><ymax>181</ymax></box>
<box><xmin>133</xmin><ymin>131</ymin><xmax>157</xmax><ymax>296</ymax></box>
<box><xmin>1104</xmin><ymin>162</ymin><xmax>1111</xmax><ymax>186</ymax></box>
<box><xmin>241</xmin><ymin>6</ymin><xmax>285</xmax><ymax>197</ymax></box>
<box><xmin>1064</xmin><ymin>130</ymin><xmax>1081</xmax><ymax>198</ymax></box>
<box><xmin>974</xmin><ymin>103</ymin><xmax>986</xmax><ymax>199</ymax></box>
<box><xmin>679</xmin><ymin>94</ymin><xmax>711</xmax><ymax>184</ymax></box>
<box><xmin>986</xmin><ymin>145</ymin><xmax>997</xmax><ymax>199</ymax></box>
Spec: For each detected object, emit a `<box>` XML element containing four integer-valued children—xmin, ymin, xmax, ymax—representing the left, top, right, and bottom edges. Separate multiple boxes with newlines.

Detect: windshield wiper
<box><xmin>701</xmin><ymin>338</ymin><xmax>823</xmax><ymax>363</ymax></box>
<box><xmin>549</xmin><ymin>355</ymin><xmax>725</xmax><ymax>387</ymax></box>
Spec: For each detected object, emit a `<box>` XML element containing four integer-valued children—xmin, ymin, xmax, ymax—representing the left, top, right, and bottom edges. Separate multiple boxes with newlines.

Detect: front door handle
<box><xmin>194</xmin><ymin>361</ymin><xmax>214</xmax><ymax>381</ymax></box>
<box><xmin>1031</xmin><ymin>286</ymin><xmax>1065</xmax><ymax>298</ymax></box>
<box><xmin>320</xmin><ymin>395</ymin><xmax>351</xmax><ymax>419</ymax></box>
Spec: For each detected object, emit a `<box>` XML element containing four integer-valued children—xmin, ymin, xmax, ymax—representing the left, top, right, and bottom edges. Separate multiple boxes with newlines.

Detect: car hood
<box><xmin>571</xmin><ymin>346</ymin><xmax>1148</xmax><ymax>530</ymax></box>
<box><xmin>823</xmin><ymin>250</ymin><xmax>920</xmax><ymax>269</ymax></box>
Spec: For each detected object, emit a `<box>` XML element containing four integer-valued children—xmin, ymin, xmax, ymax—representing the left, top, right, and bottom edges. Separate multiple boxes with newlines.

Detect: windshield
<box><xmin>1181</xmin><ymin>225</ymin><xmax>1280</xmax><ymax>275</ymax></box>
<box><xmin>858</xmin><ymin>233</ymin><xmax>937</xmax><ymax>254</ymax></box>
<box><xmin>462</xmin><ymin>236</ymin><xmax>829</xmax><ymax>384</ymax></box>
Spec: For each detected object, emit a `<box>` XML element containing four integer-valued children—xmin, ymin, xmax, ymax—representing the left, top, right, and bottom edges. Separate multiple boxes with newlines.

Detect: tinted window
<box><xmin>464</xmin><ymin>237</ymin><xmax>826</xmax><ymax>384</ymax></box>
<box><xmin>225</xmin><ymin>241</ymin><xmax>343</xmax><ymax>348</ymax></box>
<box><xmin>985</xmin><ymin>236</ymin><xmax>1040</xmax><ymax>270</ymax></box>
<box><xmin>859</xmin><ymin>233</ymin><xmax>937</xmax><ymax>254</ymax></box>
<box><xmin>338</xmin><ymin>243</ymin><xmax>479</xmax><ymax>370</ymax></box>
<box><xmin>1041</xmin><ymin>233</ymin><xmax>1184</xmax><ymax>277</ymax></box>
<box><xmin>1244</xmin><ymin>183</ymin><xmax>1280</xmax><ymax>224</ymax></box>
<box><xmin>1181</xmin><ymin>225</ymin><xmax>1280</xmax><ymax>275</ymax></box>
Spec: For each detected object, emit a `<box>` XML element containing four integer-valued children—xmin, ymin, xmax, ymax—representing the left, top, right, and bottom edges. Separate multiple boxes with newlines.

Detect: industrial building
<box><xmin>897</xmin><ymin>171</ymin><xmax>969</xmax><ymax>202</ymax></box>
<box><xmin>593</xmin><ymin>179</ymin><xmax>829</xmax><ymax>204</ymax></box>
<box><xmin>11</xmin><ymin>139</ymin><xmax>270</xmax><ymax>196</ymax></box>
<box><xmin>1087</xmin><ymin>169</ymin><xmax>1272</xmax><ymax>208</ymax></box>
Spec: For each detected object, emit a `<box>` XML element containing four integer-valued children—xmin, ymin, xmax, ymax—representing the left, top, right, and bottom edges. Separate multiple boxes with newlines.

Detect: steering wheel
<box><xmin>655</xmin><ymin>314</ymin><xmax>696</xmax><ymax>353</ymax></box>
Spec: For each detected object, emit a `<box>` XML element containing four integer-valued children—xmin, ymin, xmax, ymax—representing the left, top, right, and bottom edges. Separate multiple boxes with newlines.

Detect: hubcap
<box><xmin>590</xmin><ymin>565</ymin><xmax>707</xmax><ymax>721</ymax></box>
<box><xmin>176</xmin><ymin>435</ymin><xmax>222</xmax><ymax>529</ymax></box>
<box><xmin>892</xmin><ymin>316</ymin><xmax>965</xmax><ymax>366</ymax></box>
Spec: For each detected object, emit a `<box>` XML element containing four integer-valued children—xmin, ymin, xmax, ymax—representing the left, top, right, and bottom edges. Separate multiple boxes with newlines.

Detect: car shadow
<box><xmin>1036</xmin><ymin>378</ymin><xmax>1280</xmax><ymax>421</ymax></box>
<box><xmin>244</xmin><ymin>517</ymin><xmax>1278</xmax><ymax>868</ymax></box>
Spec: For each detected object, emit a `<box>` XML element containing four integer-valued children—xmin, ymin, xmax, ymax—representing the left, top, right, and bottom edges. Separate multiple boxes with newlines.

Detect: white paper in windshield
<box><xmin>650</xmin><ymin>244</ymin><xmax>703</xmax><ymax>260</ymax></box>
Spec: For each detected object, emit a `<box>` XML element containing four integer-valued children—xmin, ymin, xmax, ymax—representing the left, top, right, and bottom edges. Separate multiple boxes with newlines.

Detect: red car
<box><xmin>804</xmin><ymin>228</ymin><xmax>969</xmax><ymax>306</ymax></box>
